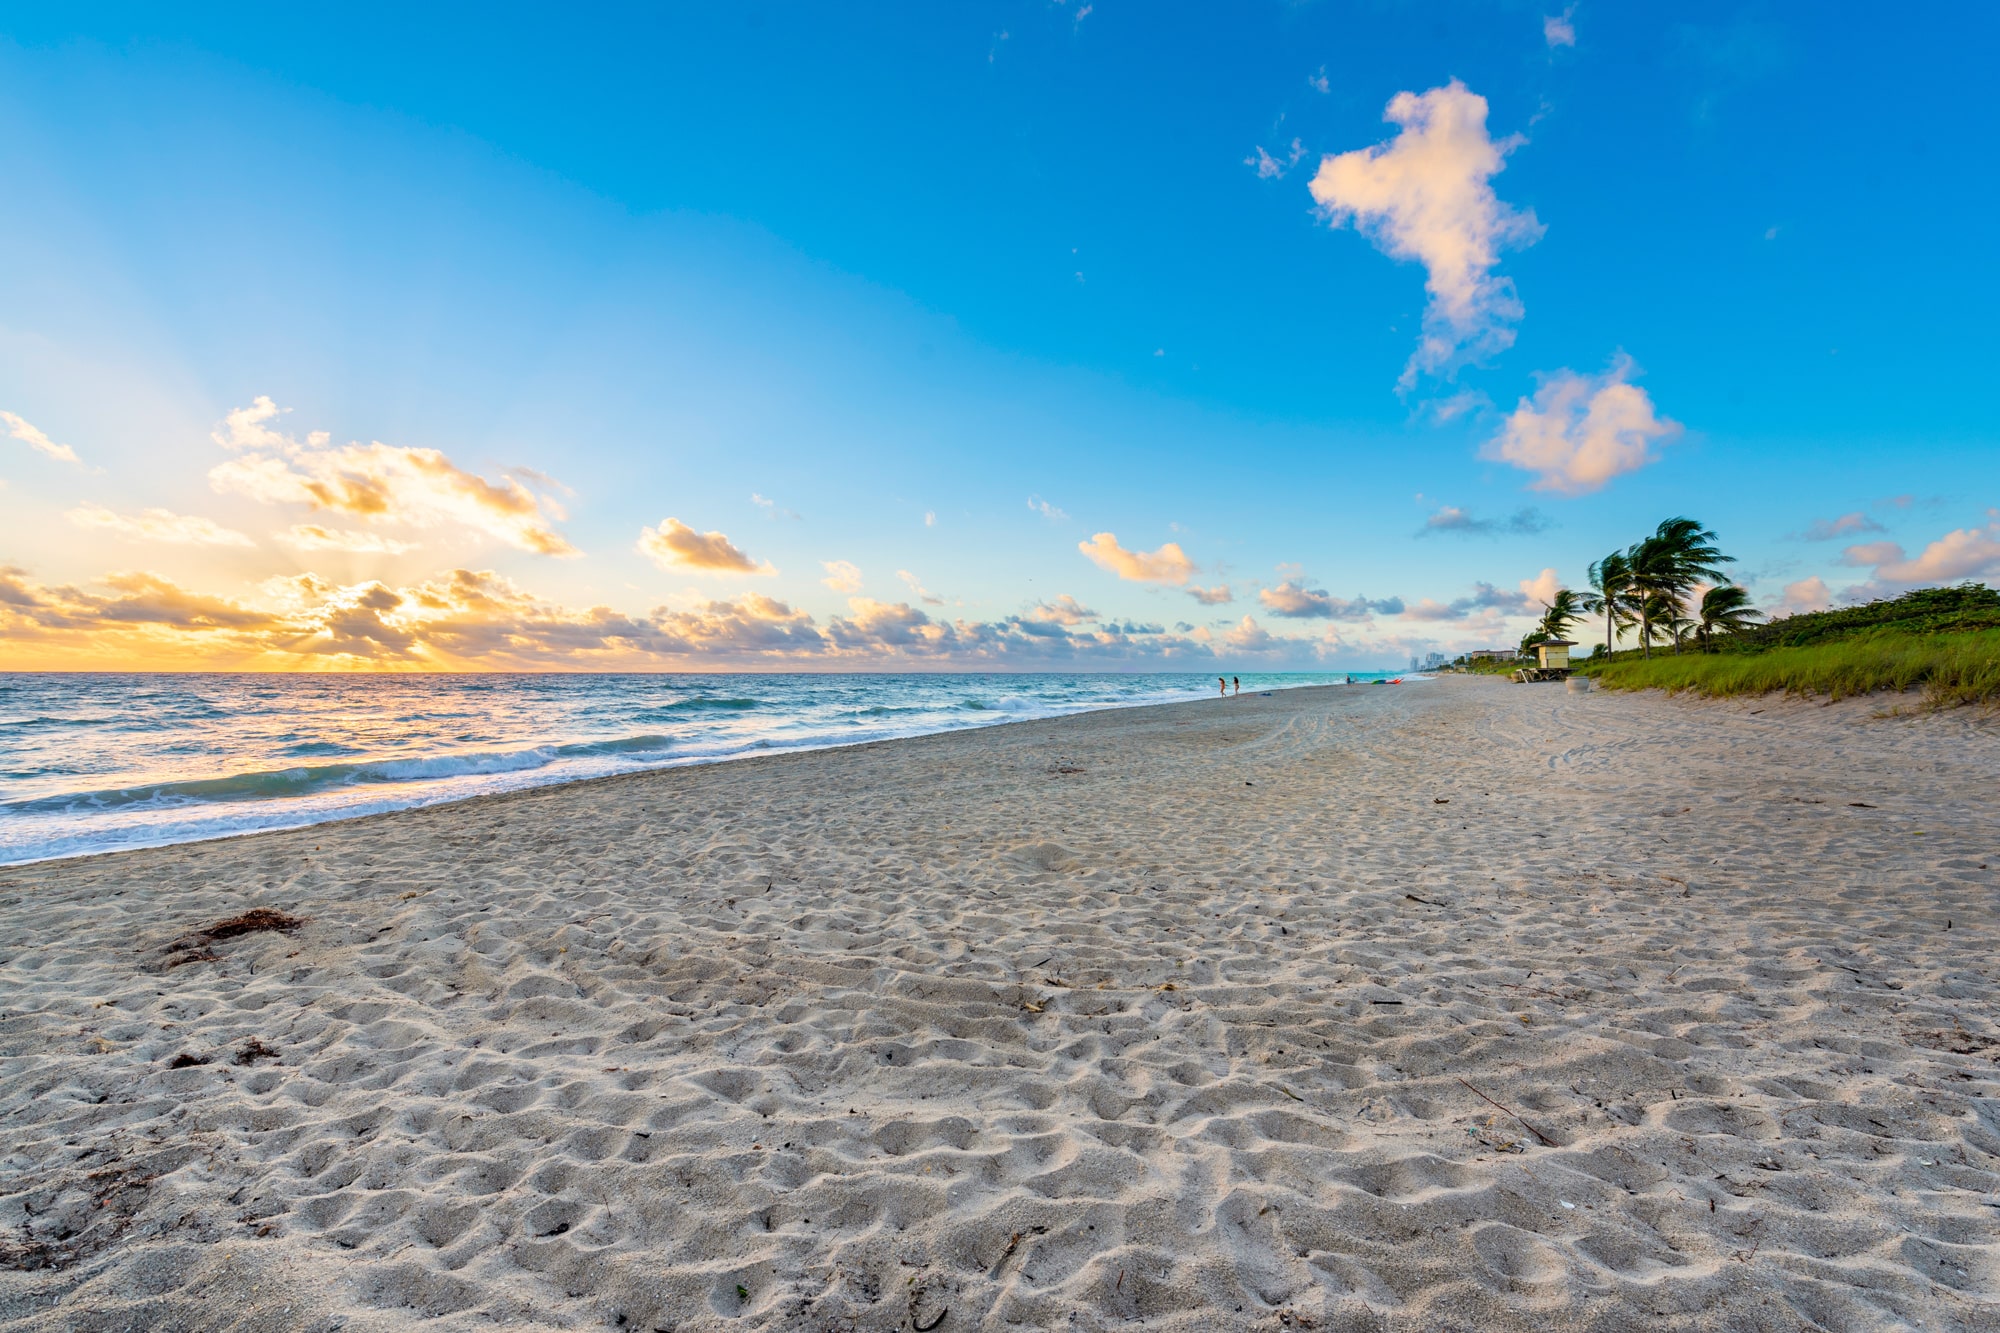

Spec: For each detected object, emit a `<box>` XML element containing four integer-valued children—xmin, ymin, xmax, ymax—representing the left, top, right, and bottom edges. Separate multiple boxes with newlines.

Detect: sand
<box><xmin>1</xmin><ymin>677</ymin><xmax>1997</xmax><ymax>1332</ymax></box>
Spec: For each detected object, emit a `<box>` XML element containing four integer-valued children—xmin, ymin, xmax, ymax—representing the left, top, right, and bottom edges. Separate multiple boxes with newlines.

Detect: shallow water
<box><xmin>0</xmin><ymin>671</ymin><xmax>1397</xmax><ymax>863</ymax></box>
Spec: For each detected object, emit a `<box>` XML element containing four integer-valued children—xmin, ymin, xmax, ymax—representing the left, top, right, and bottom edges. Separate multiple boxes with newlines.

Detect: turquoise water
<box><xmin>0</xmin><ymin>671</ymin><xmax>1400</xmax><ymax>864</ymax></box>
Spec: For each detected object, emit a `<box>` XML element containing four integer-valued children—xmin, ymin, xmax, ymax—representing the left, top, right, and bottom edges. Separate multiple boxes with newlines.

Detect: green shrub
<box><xmin>1587</xmin><ymin>628</ymin><xmax>2000</xmax><ymax>707</ymax></box>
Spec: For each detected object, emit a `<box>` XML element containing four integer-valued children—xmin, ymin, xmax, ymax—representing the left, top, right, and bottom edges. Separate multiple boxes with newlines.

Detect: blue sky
<box><xmin>1</xmin><ymin>2</ymin><xmax>1995</xmax><ymax>669</ymax></box>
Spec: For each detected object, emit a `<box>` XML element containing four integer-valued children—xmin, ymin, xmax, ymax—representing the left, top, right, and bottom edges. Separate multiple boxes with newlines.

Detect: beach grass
<box><xmin>1583</xmin><ymin>627</ymin><xmax>2000</xmax><ymax>707</ymax></box>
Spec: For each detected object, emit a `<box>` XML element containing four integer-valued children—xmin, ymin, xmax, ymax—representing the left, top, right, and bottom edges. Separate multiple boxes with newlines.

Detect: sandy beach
<box><xmin>1</xmin><ymin>677</ymin><xmax>1996</xmax><ymax>1332</ymax></box>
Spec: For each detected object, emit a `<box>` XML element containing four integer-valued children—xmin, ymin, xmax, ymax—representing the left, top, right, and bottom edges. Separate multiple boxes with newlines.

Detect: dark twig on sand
<box><xmin>1456</xmin><ymin>1078</ymin><xmax>1559</xmax><ymax>1147</ymax></box>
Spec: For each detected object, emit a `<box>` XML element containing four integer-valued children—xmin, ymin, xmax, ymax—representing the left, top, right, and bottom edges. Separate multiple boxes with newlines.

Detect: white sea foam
<box><xmin>0</xmin><ymin>671</ymin><xmax>1404</xmax><ymax>863</ymax></box>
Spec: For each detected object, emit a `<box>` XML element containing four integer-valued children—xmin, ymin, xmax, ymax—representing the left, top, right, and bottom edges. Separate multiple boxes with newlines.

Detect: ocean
<box><xmin>0</xmin><ymin>671</ymin><xmax>1400</xmax><ymax>865</ymax></box>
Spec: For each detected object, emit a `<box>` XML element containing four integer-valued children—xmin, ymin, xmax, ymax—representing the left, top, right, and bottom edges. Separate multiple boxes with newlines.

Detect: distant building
<box><xmin>1465</xmin><ymin>648</ymin><xmax>1518</xmax><ymax>663</ymax></box>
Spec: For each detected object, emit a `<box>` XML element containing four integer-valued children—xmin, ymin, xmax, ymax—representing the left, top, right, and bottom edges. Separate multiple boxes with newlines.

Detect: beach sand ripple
<box><xmin>1</xmin><ymin>681</ymin><xmax>1996</xmax><ymax>1330</ymax></box>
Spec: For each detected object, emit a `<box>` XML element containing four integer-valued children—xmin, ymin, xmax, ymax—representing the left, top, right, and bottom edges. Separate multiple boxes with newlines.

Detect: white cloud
<box><xmin>1397</xmin><ymin>579</ymin><xmax>1538</xmax><ymax>621</ymax></box>
<box><xmin>1776</xmin><ymin>575</ymin><xmax>1832</xmax><ymax>615</ymax></box>
<box><xmin>1221</xmin><ymin>616</ymin><xmax>1277</xmax><ymax>652</ymax></box>
<box><xmin>207</xmin><ymin>398</ymin><xmax>576</xmax><ymax>555</ymax></box>
<box><xmin>923</xmin><ymin>510</ymin><xmax>936</xmax><ymax>528</ymax></box>
<box><xmin>1797</xmin><ymin>511</ymin><xmax>1884</xmax><ymax>541</ymax></box>
<box><xmin>896</xmin><ymin>569</ymin><xmax>945</xmax><ymax>606</ymax></box>
<box><xmin>1518</xmin><ymin>566</ymin><xmax>1563</xmax><ymax>607</ymax></box>
<box><xmin>750</xmin><ymin>492</ymin><xmax>800</xmax><ymax>521</ymax></box>
<box><xmin>1839</xmin><ymin>513</ymin><xmax>2000</xmax><ymax>586</ymax></box>
<box><xmin>277</xmin><ymin>524</ymin><xmax>420</xmax><ymax>555</ymax></box>
<box><xmin>1484</xmin><ymin>356</ymin><xmax>1681</xmax><ymax>495</ymax></box>
<box><xmin>1078</xmin><ymin>532</ymin><xmax>1196</xmax><ymax>585</ymax></box>
<box><xmin>2</xmin><ymin>410</ymin><xmax>82</xmax><ymax>465</ymax></box>
<box><xmin>211</xmin><ymin>395</ymin><xmax>300</xmax><ymax>451</ymax></box>
<box><xmin>1246</xmin><ymin>138</ymin><xmax>1306</xmax><ymax>181</ymax></box>
<box><xmin>65</xmin><ymin>504</ymin><xmax>255</xmax><ymax>547</ymax></box>
<box><xmin>1259</xmin><ymin>581</ymin><xmax>1402</xmax><ymax>620</ymax></box>
<box><xmin>1187</xmin><ymin>584</ymin><xmax>1234</xmax><ymax>606</ymax></box>
<box><xmin>820</xmin><ymin>559</ymin><xmax>864</xmax><ymax>593</ymax></box>
<box><xmin>636</xmin><ymin>518</ymin><xmax>773</xmax><ymax>574</ymax></box>
<box><xmin>1028</xmin><ymin>594</ymin><xmax>1098</xmax><ymax>626</ymax></box>
<box><xmin>1308</xmin><ymin>66</ymin><xmax>1330</xmax><ymax>94</ymax></box>
<box><xmin>1544</xmin><ymin>7</ymin><xmax>1577</xmax><ymax>48</ymax></box>
<box><xmin>1027</xmin><ymin>495</ymin><xmax>1070</xmax><ymax>521</ymax></box>
<box><xmin>1308</xmin><ymin>81</ymin><xmax>1543</xmax><ymax>388</ymax></box>
<box><xmin>1419</xmin><ymin>504</ymin><xmax>1550</xmax><ymax>537</ymax></box>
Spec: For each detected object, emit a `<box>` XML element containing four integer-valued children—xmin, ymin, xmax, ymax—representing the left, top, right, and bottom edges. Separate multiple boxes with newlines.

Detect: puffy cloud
<box><xmin>636</xmin><ymin>518</ymin><xmax>773</xmax><ymax>574</ymax></box>
<box><xmin>1027</xmin><ymin>495</ymin><xmax>1069</xmax><ymax>521</ymax></box>
<box><xmin>897</xmin><ymin>570</ymin><xmax>945</xmax><ymax>606</ymax></box>
<box><xmin>1187</xmin><ymin>584</ymin><xmax>1234</xmax><ymax>606</ymax></box>
<box><xmin>1399</xmin><ymin>578</ymin><xmax>1541</xmax><ymax>622</ymax></box>
<box><xmin>0</xmin><ymin>566</ymin><xmax>280</xmax><ymax>643</ymax></box>
<box><xmin>1775</xmin><ymin>576</ymin><xmax>1833</xmax><ymax>615</ymax></box>
<box><xmin>1308</xmin><ymin>81</ymin><xmax>1543</xmax><ymax>387</ymax></box>
<box><xmin>211</xmin><ymin>395</ymin><xmax>297</xmax><ymax>451</ymax></box>
<box><xmin>1246</xmin><ymin>138</ymin><xmax>1306</xmax><ymax>180</ymax></box>
<box><xmin>1518</xmin><ymin>566</ymin><xmax>1563</xmax><ymax>607</ymax></box>
<box><xmin>66</xmin><ymin>504</ymin><xmax>254</xmax><ymax>547</ymax></box>
<box><xmin>1028</xmin><ymin>594</ymin><xmax>1098</xmax><ymax>626</ymax></box>
<box><xmin>2</xmin><ymin>410</ymin><xmax>82</xmax><ymax>465</ymax></box>
<box><xmin>1078</xmin><ymin>532</ymin><xmax>1195</xmax><ymax>585</ymax></box>
<box><xmin>1838</xmin><ymin>514</ymin><xmax>2000</xmax><ymax>586</ymax></box>
<box><xmin>0</xmin><ymin>559</ymin><xmax>1426</xmax><ymax>671</ymax></box>
<box><xmin>208</xmin><ymin>398</ymin><xmax>576</xmax><ymax>555</ymax></box>
<box><xmin>1795</xmin><ymin>511</ymin><xmax>1885</xmax><ymax>541</ymax></box>
<box><xmin>826</xmin><ymin>598</ymin><xmax>957</xmax><ymax>652</ymax></box>
<box><xmin>1223</xmin><ymin>616</ymin><xmax>1277</xmax><ymax>652</ymax></box>
<box><xmin>1258</xmin><ymin>581</ymin><xmax>1400</xmax><ymax>620</ymax></box>
<box><xmin>1484</xmin><ymin>356</ymin><xmax>1680</xmax><ymax>495</ymax></box>
<box><xmin>820</xmin><ymin>560</ymin><xmax>864</xmax><ymax>593</ymax></box>
<box><xmin>1544</xmin><ymin>7</ymin><xmax>1576</xmax><ymax>48</ymax></box>
<box><xmin>1419</xmin><ymin>504</ymin><xmax>1551</xmax><ymax>537</ymax></box>
<box><xmin>277</xmin><ymin>524</ymin><xmax>420</xmax><ymax>554</ymax></box>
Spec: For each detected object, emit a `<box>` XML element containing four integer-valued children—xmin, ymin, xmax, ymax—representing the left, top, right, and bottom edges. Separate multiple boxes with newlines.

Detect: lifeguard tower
<box><xmin>1512</xmin><ymin>639</ymin><xmax>1576</xmax><ymax>683</ymax></box>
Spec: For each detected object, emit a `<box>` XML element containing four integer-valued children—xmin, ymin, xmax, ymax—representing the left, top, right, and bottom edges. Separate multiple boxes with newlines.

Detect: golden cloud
<box><xmin>0</xmin><ymin>562</ymin><xmax>1374</xmax><ymax>671</ymax></box>
<box><xmin>206</xmin><ymin>398</ymin><xmax>577</xmax><ymax>555</ymax></box>
<box><xmin>276</xmin><ymin>524</ymin><xmax>421</xmax><ymax>554</ymax></box>
<box><xmin>65</xmin><ymin>504</ymin><xmax>255</xmax><ymax>547</ymax></box>
<box><xmin>3</xmin><ymin>409</ymin><xmax>83</xmax><ymax>465</ymax></box>
<box><xmin>1077</xmin><ymin>532</ymin><xmax>1195</xmax><ymax>585</ymax></box>
<box><xmin>637</xmin><ymin>518</ymin><xmax>774</xmax><ymax>574</ymax></box>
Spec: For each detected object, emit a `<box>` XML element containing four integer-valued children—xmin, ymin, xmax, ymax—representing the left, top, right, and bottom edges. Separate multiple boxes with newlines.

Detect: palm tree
<box><xmin>1538</xmin><ymin>588</ymin><xmax>1586</xmax><ymax>642</ymax></box>
<box><xmin>1628</xmin><ymin>518</ymin><xmax>1734</xmax><ymax>656</ymax></box>
<box><xmin>1585</xmin><ymin>551</ymin><xmax>1632</xmax><ymax>656</ymax></box>
<box><xmin>1624</xmin><ymin>537</ymin><xmax>1674</xmax><ymax>658</ymax></box>
<box><xmin>1695</xmin><ymin>585</ymin><xmax>1762</xmax><ymax>650</ymax></box>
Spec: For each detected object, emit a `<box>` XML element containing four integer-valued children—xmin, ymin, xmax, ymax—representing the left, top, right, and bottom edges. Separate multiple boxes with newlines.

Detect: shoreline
<box><xmin>2</xmin><ymin>674</ymin><xmax>1386</xmax><ymax>870</ymax></box>
<box><xmin>2</xmin><ymin>677</ymin><xmax>1994</xmax><ymax>1329</ymax></box>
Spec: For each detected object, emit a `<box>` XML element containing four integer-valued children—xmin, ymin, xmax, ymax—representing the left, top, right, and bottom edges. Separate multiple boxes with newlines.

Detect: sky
<box><xmin>1</xmin><ymin>2</ymin><xmax>1995</xmax><ymax>671</ymax></box>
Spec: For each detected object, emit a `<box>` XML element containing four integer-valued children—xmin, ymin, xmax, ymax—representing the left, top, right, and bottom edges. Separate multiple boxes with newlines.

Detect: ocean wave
<box><xmin>0</xmin><ymin>733</ymin><xmax>681</xmax><ymax>814</ymax></box>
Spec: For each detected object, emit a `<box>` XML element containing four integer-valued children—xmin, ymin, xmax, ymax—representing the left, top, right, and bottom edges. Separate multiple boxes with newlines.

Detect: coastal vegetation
<box><xmin>1585</xmin><ymin>584</ymin><xmax>2000</xmax><ymax>707</ymax></box>
<box><xmin>1451</xmin><ymin>513</ymin><xmax>1999</xmax><ymax>707</ymax></box>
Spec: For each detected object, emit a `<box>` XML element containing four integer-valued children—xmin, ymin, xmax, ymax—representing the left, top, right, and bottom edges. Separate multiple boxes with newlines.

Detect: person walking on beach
<box><xmin>1232</xmin><ymin>676</ymin><xmax>1240</xmax><ymax>695</ymax></box>
<box><xmin>1219</xmin><ymin>676</ymin><xmax>1227</xmax><ymax>696</ymax></box>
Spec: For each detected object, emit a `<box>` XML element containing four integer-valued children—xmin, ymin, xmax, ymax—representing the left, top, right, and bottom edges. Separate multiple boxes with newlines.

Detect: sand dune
<box><xmin>2</xmin><ymin>678</ymin><xmax>1997</xmax><ymax>1331</ymax></box>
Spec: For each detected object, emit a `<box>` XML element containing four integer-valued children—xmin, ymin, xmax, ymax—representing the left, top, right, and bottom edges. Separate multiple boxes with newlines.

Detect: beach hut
<box><xmin>1535</xmin><ymin>639</ymin><xmax>1575</xmax><ymax>671</ymax></box>
<box><xmin>1512</xmin><ymin>639</ymin><xmax>1576</xmax><ymax>683</ymax></box>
